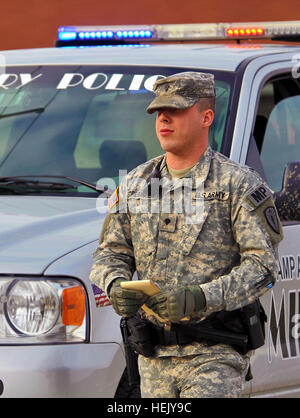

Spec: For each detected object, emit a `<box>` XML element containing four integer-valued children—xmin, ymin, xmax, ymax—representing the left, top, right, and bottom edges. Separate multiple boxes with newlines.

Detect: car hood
<box><xmin>0</xmin><ymin>195</ymin><xmax>106</xmax><ymax>274</ymax></box>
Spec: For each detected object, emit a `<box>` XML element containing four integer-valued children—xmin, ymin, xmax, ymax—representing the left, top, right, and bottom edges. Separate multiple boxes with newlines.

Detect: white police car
<box><xmin>0</xmin><ymin>21</ymin><xmax>300</xmax><ymax>397</ymax></box>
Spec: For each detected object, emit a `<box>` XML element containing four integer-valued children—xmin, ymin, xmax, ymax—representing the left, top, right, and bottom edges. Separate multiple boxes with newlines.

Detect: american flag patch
<box><xmin>91</xmin><ymin>283</ymin><xmax>111</xmax><ymax>308</ymax></box>
<box><xmin>108</xmin><ymin>186</ymin><xmax>119</xmax><ymax>209</ymax></box>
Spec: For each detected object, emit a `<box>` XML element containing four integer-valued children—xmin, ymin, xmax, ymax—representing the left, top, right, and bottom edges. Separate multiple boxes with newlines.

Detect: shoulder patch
<box><xmin>246</xmin><ymin>184</ymin><xmax>272</xmax><ymax>208</ymax></box>
<box><xmin>250</xmin><ymin>197</ymin><xmax>284</xmax><ymax>246</ymax></box>
<box><xmin>108</xmin><ymin>187</ymin><xmax>119</xmax><ymax>210</ymax></box>
<box><xmin>264</xmin><ymin>206</ymin><xmax>281</xmax><ymax>235</ymax></box>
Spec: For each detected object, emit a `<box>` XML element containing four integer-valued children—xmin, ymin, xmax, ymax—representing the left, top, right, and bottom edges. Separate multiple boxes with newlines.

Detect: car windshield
<box><xmin>0</xmin><ymin>65</ymin><xmax>233</xmax><ymax>195</ymax></box>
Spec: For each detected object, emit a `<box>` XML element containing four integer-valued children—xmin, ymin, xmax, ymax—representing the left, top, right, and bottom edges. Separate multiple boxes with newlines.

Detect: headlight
<box><xmin>6</xmin><ymin>280</ymin><xmax>60</xmax><ymax>335</ymax></box>
<box><xmin>0</xmin><ymin>277</ymin><xmax>88</xmax><ymax>344</ymax></box>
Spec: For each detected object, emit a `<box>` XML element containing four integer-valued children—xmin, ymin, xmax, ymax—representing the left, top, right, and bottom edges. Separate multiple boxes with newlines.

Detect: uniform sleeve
<box><xmin>89</xmin><ymin>189</ymin><xmax>136</xmax><ymax>295</ymax></box>
<box><xmin>201</xmin><ymin>171</ymin><xmax>284</xmax><ymax>312</ymax></box>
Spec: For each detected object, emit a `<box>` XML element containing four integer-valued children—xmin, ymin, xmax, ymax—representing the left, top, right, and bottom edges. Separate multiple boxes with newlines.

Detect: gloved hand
<box><xmin>146</xmin><ymin>285</ymin><xmax>206</xmax><ymax>322</ymax></box>
<box><xmin>109</xmin><ymin>278</ymin><xmax>148</xmax><ymax>317</ymax></box>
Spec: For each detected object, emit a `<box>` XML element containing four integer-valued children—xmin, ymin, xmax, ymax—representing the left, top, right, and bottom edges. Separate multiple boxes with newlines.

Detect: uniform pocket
<box><xmin>180</xmin><ymin>200</ymin><xmax>211</xmax><ymax>256</ymax></box>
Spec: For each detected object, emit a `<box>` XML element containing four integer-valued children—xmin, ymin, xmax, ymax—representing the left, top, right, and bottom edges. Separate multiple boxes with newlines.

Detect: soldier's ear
<box><xmin>202</xmin><ymin>109</ymin><xmax>214</xmax><ymax>127</ymax></box>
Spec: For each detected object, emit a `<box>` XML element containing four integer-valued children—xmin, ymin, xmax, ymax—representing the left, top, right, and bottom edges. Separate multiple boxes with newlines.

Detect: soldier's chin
<box><xmin>158</xmin><ymin>137</ymin><xmax>178</xmax><ymax>153</ymax></box>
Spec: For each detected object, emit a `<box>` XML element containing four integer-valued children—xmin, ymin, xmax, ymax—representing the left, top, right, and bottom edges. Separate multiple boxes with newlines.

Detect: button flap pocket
<box><xmin>180</xmin><ymin>201</ymin><xmax>211</xmax><ymax>256</ymax></box>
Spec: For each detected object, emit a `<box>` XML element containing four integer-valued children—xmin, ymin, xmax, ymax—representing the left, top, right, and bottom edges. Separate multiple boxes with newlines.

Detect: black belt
<box><xmin>125</xmin><ymin>313</ymin><xmax>249</xmax><ymax>358</ymax></box>
<box><xmin>157</xmin><ymin>327</ymin><xmax>195</xmax><ymax>346</ymax></box>
<box><xmin>153</xmin><ymin>321</ymin><xmax>248</xmax><ymax>350</ymax></box>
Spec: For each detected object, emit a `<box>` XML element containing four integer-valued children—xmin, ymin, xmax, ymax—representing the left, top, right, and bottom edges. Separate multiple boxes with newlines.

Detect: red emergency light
<box><xmin>226</xmin><ymin>27</ymin><xmax>265</xmax><ymax>37</ymax></box>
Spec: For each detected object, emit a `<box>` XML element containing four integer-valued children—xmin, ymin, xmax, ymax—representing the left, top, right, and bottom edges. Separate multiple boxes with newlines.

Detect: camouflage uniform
<box><xmin>90</xmin><ymin>72</ymin><xmax>283</xmax><ymax>398</ymax></box>
<box><xmin>138</xmin><ymin>344</ymin><xmax>250</xmax><ymax>398</ymax></box>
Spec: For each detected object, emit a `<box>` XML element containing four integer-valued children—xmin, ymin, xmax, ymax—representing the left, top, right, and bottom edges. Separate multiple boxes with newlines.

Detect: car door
<box><xmin>243</xmin><ymin>65</ymin><xmax>300</xmax><ymax>397</ymax></box>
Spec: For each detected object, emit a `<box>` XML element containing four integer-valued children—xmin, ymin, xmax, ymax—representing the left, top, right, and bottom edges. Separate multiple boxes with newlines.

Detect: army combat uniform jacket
<box><xmin>90</xmin><ymin>146</ymin><xmax>283</xmax><ymax>357</ymax></box>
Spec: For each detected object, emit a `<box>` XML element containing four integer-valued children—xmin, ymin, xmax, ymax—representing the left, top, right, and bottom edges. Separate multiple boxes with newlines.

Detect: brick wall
<box><xmin>1</xmin><ymin>0</ymin><xmax>299</xmax><ymax>50</ymax></box>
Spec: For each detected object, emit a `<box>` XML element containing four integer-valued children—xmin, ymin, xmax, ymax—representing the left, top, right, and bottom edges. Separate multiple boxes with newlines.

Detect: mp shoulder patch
<box><xmin>246</xmin><ymin>183</ymin><xmax>272</xmax><ymax>208</ymax></box>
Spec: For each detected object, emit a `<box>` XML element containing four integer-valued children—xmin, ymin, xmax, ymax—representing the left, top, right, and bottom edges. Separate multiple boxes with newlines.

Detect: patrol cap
<box><xmin>146</xmin><ymin>71</ymin><xmax>215</xmax><ymax>114</ymax></box>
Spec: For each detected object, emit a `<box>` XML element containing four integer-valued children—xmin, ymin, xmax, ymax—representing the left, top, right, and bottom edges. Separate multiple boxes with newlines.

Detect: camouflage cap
<box><xmin>146</xmin><ymin>71</ymin><xmax>215</xmax><ymax>114</ymax></box>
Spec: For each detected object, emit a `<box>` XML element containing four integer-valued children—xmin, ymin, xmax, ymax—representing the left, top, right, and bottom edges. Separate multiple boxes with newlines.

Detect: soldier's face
<box><xmin>155</xmin><ymin>104</ymin><xmax>210</xmax><ymax>155</ymax></box>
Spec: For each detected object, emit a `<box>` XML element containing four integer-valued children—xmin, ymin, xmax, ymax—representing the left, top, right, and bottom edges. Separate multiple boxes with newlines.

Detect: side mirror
<box><xmin>274</xmin><ymin>161</ymin><xmax>300</xmax><ymax>222</ymax></box>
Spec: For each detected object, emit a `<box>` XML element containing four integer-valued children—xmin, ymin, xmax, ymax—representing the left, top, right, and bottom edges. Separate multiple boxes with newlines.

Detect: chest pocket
<box><xmin>180</xmin><ymin>200</ymin><xmax>212</xmax><ymax>256</ymax></box>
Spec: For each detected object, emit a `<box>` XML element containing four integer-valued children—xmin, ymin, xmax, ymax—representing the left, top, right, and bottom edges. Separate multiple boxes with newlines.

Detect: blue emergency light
<box><xmin>57</xmin><ymin>26</ymin><xmax>153</xmax><ymax>46</ymax></box>
<box><xmin>78</xmin><ymin>31</ymin><xmax>114</xmax><ymax>39</ymax></box>
<box><xmin>58</xmin><ymin>31</ymin><xmax>77</xmax><ymax>41</ymax></box>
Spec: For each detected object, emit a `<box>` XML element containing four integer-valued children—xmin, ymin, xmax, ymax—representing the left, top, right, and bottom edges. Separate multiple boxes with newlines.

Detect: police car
<box><xmin>0</xmin><ymin>20</ymin><xmax>300</xmax><ymax>397</ymax></box>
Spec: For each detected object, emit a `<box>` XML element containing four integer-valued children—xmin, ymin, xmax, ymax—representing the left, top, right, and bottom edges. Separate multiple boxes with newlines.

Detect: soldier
<box><xmin>90</xmin><ymin>72</ymin><xmax>283</xmax><ymax>398</ymax></box>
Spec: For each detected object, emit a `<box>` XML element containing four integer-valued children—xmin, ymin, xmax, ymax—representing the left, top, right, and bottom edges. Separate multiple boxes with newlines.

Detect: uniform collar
<box><xmin>159</xmin><ymin>146</ymin><xmax>213</xmax><ymax>188</ymax></box>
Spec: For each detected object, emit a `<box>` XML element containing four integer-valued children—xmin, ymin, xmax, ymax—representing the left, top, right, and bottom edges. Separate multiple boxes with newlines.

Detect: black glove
<box><xmin>109</xmin><ymin>278</ymin><xmax>148</xmax><ymax>317</ymax></box>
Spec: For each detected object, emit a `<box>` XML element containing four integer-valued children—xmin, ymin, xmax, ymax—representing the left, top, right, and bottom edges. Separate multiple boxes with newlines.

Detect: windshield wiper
<box><xmin>0</xmin><ymin>108</ymin><xmax>45</xmax><ymax>119</ymax></box>
<box><xmin>0</xmin><ymin>177</ymin><xmax>77</xmax><ymax>192</ymax></box>
<box><xmin>0</xmin><ymin>175</ymin><xmax>111</xmax><ymax>194</ymax></box>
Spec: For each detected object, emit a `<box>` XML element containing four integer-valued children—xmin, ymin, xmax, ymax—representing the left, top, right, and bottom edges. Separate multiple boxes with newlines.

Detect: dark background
<box><xmin>2</xmin><ymin>0</ymin><xmax>299</xmax><ymax>51</ymax></box>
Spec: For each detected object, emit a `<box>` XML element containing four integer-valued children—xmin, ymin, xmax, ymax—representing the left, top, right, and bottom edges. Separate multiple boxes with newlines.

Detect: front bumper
<box><xmin>0</xmin><ymin>342</ymin><xmax>124</xmax><ymax>397</ymax></box>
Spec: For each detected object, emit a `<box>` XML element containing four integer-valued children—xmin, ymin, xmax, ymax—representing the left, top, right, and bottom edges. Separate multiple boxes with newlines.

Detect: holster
<box><xmin>208</xmin><ymin>299</ymin><xmax>267</xmax><ymax>353</ymax></box>
<box><xmin>125</xmin><ymin>315</ymin><xmax>159</xmax><ymax>357</ymax></box>
<box><xmin>120</xmin><ymin>317</ymin><xmax>140</xmax><ymax>386</ymax></box>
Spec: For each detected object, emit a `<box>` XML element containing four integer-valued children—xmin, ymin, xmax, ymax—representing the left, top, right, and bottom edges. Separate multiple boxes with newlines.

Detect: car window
<box><xmin>0</xmin><ymin>65</ymin><xmax>233</xmax><ymax>194</ymax></box>
<box><xmin>253</xmin><ymin>75</ymin><xmax>300</xmax><ymax>222</ymax></box>
<box><xmin>260</xmin><ymin>95</ymin><xmax>300</xmax><ymax>191</ymax></box>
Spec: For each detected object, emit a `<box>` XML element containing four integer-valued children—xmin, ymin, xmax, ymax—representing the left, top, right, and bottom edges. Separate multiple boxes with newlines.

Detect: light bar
<box><xmin>56</xmin><ymin>21</ymin><xmax>300</xmax><ymax>46</ymax></box>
